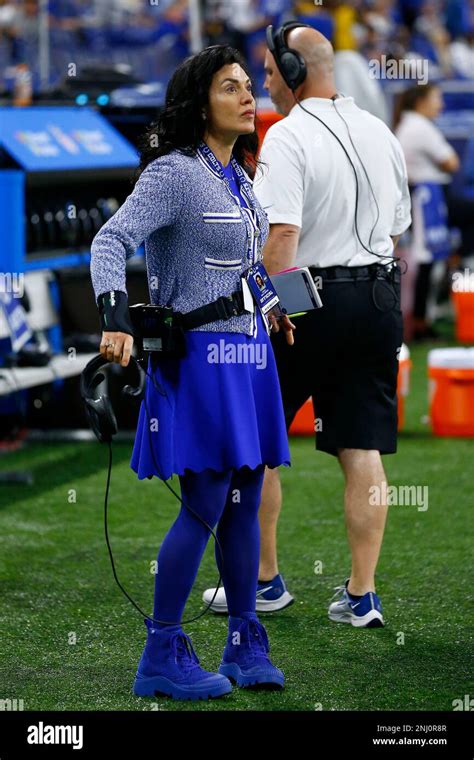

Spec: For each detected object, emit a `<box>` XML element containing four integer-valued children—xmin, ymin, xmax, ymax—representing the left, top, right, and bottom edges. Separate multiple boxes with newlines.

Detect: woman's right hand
<box><xmin>100</xmin><ymin>331</ymin><xmax>134</xmax><ymax>367</ymax></box>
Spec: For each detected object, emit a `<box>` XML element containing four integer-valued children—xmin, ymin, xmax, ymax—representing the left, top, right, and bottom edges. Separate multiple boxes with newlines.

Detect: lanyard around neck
<box><xmin>197</xmin><ymin>141</ymin><xmax>260</xmax><ymax>267</ymax></box>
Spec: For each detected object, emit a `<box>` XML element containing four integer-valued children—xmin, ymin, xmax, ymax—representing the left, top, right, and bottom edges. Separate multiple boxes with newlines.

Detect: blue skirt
<box><xmin>130</xmin><ymin>309</ymin><xmax>291</xmax><ymax>480</ymax></box>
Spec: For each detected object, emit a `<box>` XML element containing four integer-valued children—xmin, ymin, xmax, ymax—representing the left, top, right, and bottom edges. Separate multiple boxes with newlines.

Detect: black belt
<box><xmin>174</xmin><ymin>288</ymin><xmax>248</xmax><ymax>330</ymax></box>
<box><xmin>308</xmin><ymin>263</ymin><xmax>401</xmax><ymax>283</ymax></box>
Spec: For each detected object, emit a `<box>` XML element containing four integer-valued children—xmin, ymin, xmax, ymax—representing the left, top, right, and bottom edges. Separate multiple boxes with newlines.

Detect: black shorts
<box><xmin>270</xmin><ymin>264</ymin><xmax>404</xmax><ymax>457</ymax></box>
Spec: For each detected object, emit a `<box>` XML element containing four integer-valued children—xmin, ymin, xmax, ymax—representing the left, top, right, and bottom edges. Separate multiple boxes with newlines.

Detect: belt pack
<box><xmin>129</xmin><ymin>289</ymin><xmax>248</xmax><ymax>358</ymax></box>
<box><xmin>308</xmin><ymin>263</ymin><xmax>401</xmax><ymax>284</ymax></box>
<box><xmin>307</xmin><ymin>263</ymin><xmax>401</xmax><ymax>313</ymax></box>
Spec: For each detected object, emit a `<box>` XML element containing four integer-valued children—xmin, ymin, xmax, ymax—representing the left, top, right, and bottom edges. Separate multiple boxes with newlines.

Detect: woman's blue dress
<box><xmin>130</xmin><ymin>160</ymin><xmax>291</xmax><ymax>480</ymax></box>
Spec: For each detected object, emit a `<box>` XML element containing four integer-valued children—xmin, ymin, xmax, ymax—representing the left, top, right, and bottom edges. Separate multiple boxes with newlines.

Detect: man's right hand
<box><xmin>100</xmin><ymin>331</ymin><xmax>134</xmax><ymax>367</ymax></box>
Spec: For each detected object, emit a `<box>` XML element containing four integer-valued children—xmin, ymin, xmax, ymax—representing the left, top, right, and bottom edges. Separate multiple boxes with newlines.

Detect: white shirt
<box><xmin>396</xmin><ymin>110</ymin><xmax>455</xmax><ymax>264</ymax></box>
<box><xmin>395</xmin><ymin>111</ymin><xmax>455</xmax><ymax>185</ymax></box>
<box><xmin>253</xmin><ymin>96</ymin><xmax>412</xmax><ymax>268</ymax></box>
<box><xmin>334</xmin><ymin>50</ymin><xmax>389</xmax><ymax>123</ymax></box>
<box><xmin>450</xmin><ymin>40</ymin><xmax>474</xmax><ymax>80</ymax></box>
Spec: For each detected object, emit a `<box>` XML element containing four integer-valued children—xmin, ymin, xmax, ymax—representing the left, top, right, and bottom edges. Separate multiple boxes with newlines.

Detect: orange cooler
<box><xmin>289</xmin><ymin>397</ymin><xmax>314</xmax><ymax>436</ymax></box>
<box><xmin>397</xmin><ymin>344</ymin><xmax>412</xmax><ymax>431</ymax></box>
<box><xmin>428</xmin><ymin>348</ymin><xmax>474</xmax><ymax>437</ymax></box>
<box><xmin>452</xmin><ymin>282</ymin><xmax>474</xmax><ymax>343</ymax></box>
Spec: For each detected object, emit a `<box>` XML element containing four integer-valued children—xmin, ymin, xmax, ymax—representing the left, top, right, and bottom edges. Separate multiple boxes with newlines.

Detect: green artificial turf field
<box><xmin>0</xmin><ymin>339</ymin><xmax>472</xmax><ymax>712</ymax></box>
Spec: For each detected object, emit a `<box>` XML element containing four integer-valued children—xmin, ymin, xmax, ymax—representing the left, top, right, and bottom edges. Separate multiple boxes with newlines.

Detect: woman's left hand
<box><xmin>268</xmin><ymin>313</ymin><xmax>296</xmax><ymax>345</ymax></box>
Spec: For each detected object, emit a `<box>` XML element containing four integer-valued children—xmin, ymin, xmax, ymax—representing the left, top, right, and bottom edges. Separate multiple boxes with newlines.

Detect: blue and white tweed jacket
<box><xmin>90</xmin><ymin>144</ymin><xmax>270</xmax><ymax>336</ymax></box>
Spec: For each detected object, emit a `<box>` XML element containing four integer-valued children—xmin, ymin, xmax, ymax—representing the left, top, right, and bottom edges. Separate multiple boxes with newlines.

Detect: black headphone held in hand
<box><xmin>80</xmin><ymin>354</ymin><xmax>146</xmax><ymax>443</ymax></box>
<box><xmin>80</xmin><ymin>352</ymin><xmax>225</xmax><ymax>626</ymax></box>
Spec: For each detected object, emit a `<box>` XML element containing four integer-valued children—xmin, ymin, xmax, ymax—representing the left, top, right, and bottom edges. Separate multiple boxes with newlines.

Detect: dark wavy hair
<box><xmin>137</xmin><ymin>45</ymin><xmax>261</xmax><ymax>180</ymax></box>
<box><xmin>393</xmin><ymin>82</ymin><xmax>439</xmax><ymax>130</ymax></box>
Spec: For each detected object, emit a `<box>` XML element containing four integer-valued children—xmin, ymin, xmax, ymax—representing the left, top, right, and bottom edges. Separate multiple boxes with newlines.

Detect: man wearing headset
<box><xmin>204</xmin><ymin>22</ymin><xmax>412</xmax><ymax>627</ymax></box>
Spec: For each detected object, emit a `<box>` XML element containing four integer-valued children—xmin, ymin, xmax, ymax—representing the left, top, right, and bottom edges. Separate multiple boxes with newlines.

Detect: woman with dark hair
<box><xmin>90</xmin><ymin>45</ymin><xmax>293</xmax><ymax>701</ymax></box>
<box><xmin>395</xmin><ymin>83</ymin><xmax>459</xmax><ymax>339</ymax></box>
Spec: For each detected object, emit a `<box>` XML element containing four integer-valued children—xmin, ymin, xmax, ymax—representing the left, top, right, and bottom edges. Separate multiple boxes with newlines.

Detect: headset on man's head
<box><xmin>266</xmin><ymin>21</ymin><xmax>312</xmax><ymax>91</ymax></box>
<box><xmin>265</xmin><ymin>21</ymin><xmax>403</xmax><ymax>269</ymax></box>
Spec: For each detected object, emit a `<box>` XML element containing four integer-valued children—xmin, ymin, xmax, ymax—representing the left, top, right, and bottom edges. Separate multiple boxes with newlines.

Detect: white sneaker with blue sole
<box><xmin>202</xmin><ymin>573</ymin><xmax>294</xmax><ymax>614</ymax></box>
<box><xmin>328</xmin><ymin>579</ymin><xmax>385</xmax><ymax>628</ymax></box>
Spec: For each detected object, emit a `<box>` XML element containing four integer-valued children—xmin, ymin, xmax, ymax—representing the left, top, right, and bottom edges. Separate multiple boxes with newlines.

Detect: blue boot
<box><xmin>133</xmin><ymin>619</ymin><xmax>232</xmax><ymax>701</ymax></box>
<box><xmin>219</xmin><ymin>612</ymin><xmax>284</xmax><ymax>689</ymax></box>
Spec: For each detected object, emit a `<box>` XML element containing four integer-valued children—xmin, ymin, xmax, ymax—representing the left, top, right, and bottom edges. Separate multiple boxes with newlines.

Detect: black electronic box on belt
<box><xmin>128</xmin><ymin>303</ymin><xmax>186</xmax><ymax>358</ymax></box>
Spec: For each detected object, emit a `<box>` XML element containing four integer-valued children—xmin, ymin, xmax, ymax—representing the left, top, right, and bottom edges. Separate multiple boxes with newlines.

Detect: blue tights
<box><xmin>152</xmin><ymin>465</ymin><xmax>265</xmax><ymax>624</ymax></box>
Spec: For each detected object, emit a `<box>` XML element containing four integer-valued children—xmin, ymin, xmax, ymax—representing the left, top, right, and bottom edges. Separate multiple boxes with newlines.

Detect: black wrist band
<box><xmin>97</xmin><ymin>291</ymin><xmax>135</xmax><ymax>335</ymax></box>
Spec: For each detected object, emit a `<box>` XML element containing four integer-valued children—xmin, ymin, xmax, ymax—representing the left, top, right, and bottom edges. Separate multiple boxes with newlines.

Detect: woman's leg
<box><xmin>214</xmin><ymin>464</ymin><xmax>266</xmax><ymax>617</ymax></box>
<box><xmin>152</xmin><ymin>468</ymin><xmax>233</xmax><ymax>625</ymax></box>
<box><xmin>214</xmin><ymin>465</ymin><xmax>285</xmax><ymax>689</ymax></box>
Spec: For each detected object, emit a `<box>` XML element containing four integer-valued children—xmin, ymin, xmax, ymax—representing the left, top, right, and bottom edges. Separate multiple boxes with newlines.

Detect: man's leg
<box><xmin>337</xmin><ymin>448</ymin><xmax>388</xmax><ymax>596</ymax></box>
<box><xmin>258</xmin><ymin>466</ymin><xmax>282</xmax><ymax>581</ymax></box>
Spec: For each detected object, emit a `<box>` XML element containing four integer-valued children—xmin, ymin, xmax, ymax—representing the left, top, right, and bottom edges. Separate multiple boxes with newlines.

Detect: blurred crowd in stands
<box><xmin>0</xmin><ymin>0</ymin><xmax>473</xmax><ymax>96</ymax></box>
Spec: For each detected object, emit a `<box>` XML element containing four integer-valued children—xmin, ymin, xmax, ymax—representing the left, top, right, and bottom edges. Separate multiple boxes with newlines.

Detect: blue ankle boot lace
<box><xmin>171</xmin><ymin>632</ymin><xmax>202</xmax><ymax>675</ymax></box>
<box><xmin>237</xmin><ymin>618</ymin><xmax>271</xmax><ymax>664</ymax></box>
